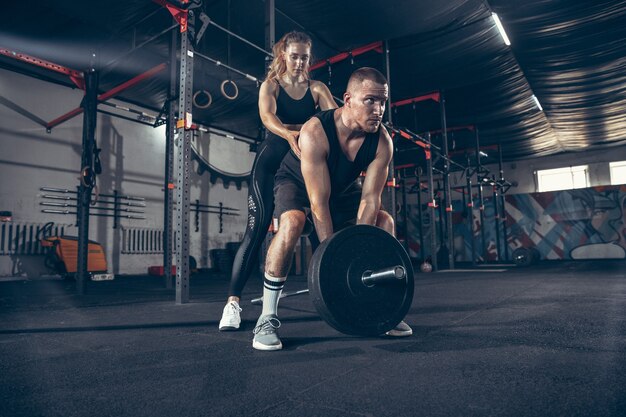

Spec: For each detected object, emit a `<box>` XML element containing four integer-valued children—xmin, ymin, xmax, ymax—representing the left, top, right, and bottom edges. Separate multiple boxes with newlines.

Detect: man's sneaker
<box><xmin>219</xmin><ymin>301</ymin><xmax>242</xmax><ymax>331</ymax></box>
<box><xmin>252</xmin><ymin>314</ymin><xmax>282</xmax><ymax>351</ymax></box>
<box><xmin>384</xmin><ymin>320</ymin><xmax>413</xmax><ymax>337</ymax></box>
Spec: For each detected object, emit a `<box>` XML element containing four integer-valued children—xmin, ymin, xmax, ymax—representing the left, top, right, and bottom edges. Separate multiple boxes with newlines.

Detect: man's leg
<box><xmin>263</xmin><ymin>210</ymin><xmax>306</xmax><ymax>316</ymax></box>
<box><xmin>375</xmin><ymin>210</ymin><xmax>395</xmax><ymax>235</ymax></box>
<box><xmin>373</xmin><ymin>209</ymin><xmax>413</xmax><ymax>337</ymax></box>
<box><xmin>253</xmin><ymin>209</ymin><xmax>306</xmax><ymax>351</ymax></box>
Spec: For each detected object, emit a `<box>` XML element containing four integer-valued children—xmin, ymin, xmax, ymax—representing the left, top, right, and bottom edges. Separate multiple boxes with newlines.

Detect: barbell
<box><xmin>308</xmin><ymin>224</ymin><xmax>414</xmax><ymax>336</ymax></box>
<box><xmin>251</xmin><ymin>224</ymin><xmax>415</xmax><ymax>336</ymax></box>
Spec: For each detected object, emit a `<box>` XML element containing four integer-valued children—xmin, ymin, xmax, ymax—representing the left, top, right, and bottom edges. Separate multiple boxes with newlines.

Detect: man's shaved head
<box><xmin>346</xmin><ymin>67</ymin><xmax>388</xmax><ymax>93</ymax></box>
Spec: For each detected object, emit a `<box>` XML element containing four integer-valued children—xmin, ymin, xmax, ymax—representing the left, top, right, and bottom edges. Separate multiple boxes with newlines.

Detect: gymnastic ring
<box><xmin>220</xmin><ymin>79</ymin><xmax>239</xmax><ymax>100</ymax></box>
<box><xmin>193</xmin><ymin>90</ymin><xmax>212</xmax><ymax>109</ymax></box>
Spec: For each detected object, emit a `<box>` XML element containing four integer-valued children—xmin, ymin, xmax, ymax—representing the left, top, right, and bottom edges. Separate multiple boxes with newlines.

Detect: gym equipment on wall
<box><xmin>40</xmin><ymin>187</ymin><xmax>146</xmax><ymax>228</ymax></box>
<box><xmin>191</xmin><ymin>200</ymin><xmax>240</xmax><ymax>233</ymax></box>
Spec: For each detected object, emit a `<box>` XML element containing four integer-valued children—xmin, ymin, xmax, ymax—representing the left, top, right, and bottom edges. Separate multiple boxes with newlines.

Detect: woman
<box><xmin>219</xmin><ymin>31</ymin><xmax>337</xmax><ymax>330</ymax></box>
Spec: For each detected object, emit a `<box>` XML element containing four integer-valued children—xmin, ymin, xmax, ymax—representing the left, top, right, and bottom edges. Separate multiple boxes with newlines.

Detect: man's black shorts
<box><xmin>273</xmin><ymin>179</ymin><xmax>362</xmax><ymax>231</ymax></box>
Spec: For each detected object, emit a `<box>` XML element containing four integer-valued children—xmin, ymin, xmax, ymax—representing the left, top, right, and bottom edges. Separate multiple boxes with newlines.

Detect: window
<box><xmin>609</xmin><ymin>161</ymin><xmax>626</xmax><ymax>185</ymax></box>
<box><xmin>536</xmin><ymin>165</ymin><xmax>589</xmax><ymax>192</ymax></box>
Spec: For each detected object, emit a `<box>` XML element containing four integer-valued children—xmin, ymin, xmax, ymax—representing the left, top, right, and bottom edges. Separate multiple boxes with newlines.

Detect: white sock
<box><xmin>261</xmin><ymin>272</ymin><xmax>286</xmax><ymax>317</ymax></box>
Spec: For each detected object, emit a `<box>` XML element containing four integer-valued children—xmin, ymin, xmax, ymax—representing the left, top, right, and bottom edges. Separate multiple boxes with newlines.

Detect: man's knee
<box><xmin>276</xmin><ymin>210</ymin><xmax>307</xmax><ymax>242</ymax></box>
<box><xmin>376</xmin><ymin>210</ymin><xmax>395</xmax><ymax>235</ymax></box>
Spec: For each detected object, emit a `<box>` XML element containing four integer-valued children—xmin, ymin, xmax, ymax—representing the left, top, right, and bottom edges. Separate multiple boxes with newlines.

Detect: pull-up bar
<box><xmin>309</xmin><ymin>41</ymin><xmax>383</xmax><ymax>71</ymax></box>
<box><xmin>391</xmin><ymin>91</ymin><xmax>440</xmax><ymax>107</ymax></box>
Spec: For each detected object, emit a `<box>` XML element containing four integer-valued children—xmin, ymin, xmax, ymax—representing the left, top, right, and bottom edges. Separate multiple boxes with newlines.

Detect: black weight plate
<box><xmin>512</xmin><ymin>247</ymin><xmax>532</xmax><ymax>267</ymax></box>
<box><xmin>308</xmin><ymin>225</ymin><xmax>414</xmax><ymax>336</ymax></box>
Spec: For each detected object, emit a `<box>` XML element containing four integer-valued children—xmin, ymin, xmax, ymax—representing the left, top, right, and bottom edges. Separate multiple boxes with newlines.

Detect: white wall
<box><xmin>0</xmin><ymin>68</ymin><xmax>254</xmax><ymax>276</ymax></box>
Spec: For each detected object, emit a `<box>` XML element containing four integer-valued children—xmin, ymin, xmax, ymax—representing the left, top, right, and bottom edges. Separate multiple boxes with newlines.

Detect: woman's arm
<box><xmin>311</xmin><ymin>80</ymin><xmax>338</xmax><ymax>110</ymax></box>
<box><xmin>258</xmin><ymin>79</ymin><xmax>302</xmax><ymax>156</ymax></box>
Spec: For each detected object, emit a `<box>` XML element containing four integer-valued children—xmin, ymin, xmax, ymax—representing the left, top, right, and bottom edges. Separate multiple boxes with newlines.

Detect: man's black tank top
<box><xmin>276</xmin><ymin>108</ymin><xmax>380</xmax><ymax>196</ymax></box>
<box><xmin>275</xmin><ymin>80</ymin><xmax>316</xmax><ymax>125</ymax></box>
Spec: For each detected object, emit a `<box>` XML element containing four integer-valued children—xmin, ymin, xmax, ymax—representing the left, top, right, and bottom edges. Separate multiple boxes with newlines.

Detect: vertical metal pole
<box><xmin>439</xmin><ymin>92</ymin><xmax>454</xmax><ymax>269</ymax></box>
<box><xmin>465</xmin><ymin>158</ymin><xmax>476</xmax><ymax>266</ymax></box>
<box><xmin>416</xmin><ymin>170</ymin><xmax>425</xmax><ymax>262</ymax></box>
<box><xmin>475</xmin><ymin>128</ymin><xmax>486</xmax><ymax>262</ymax></box>
<box><xmin>460</xmin><ymin>186</ymin><xmax>466</xmax><ymax>261</ymax></box>
<box><xmin>426</xmin><ymin>136</ymin><xmax>438</xmax><ymax>271</ymax></box>
<box><xmin>163</xmin><ymin>28</ymin><xmax>177</xmax><ymax>289</ymax></box>
<box><xmin>175</xmin><ymin>11</ymin><xmax>194</xmax><ymax>304</ymax></box>
<box><xmin>401</xmin><ymin>176</ymin><xmax>409</xmax><ymax>252</ymax></box>
<box><xmin>498</xmin><ymin>144</ymin><xmax>509</xmax><ymax>261</ymax></box>
<box><xmin>76</xmin><ymin>67</ymin><xmax>99</xmax><ymax>294</ymax></box>
<box><xmin>383</xmin><ymin>41</ymin><xmax>396</xmax><ymax>224</ymax></box>
<box><xmin>264</xmin><ymin>0</ymin><xmax>275</xmax><ymax>68</ymax></box>
<box><xmin>492</xmin><ymin>182</ymin><xmax>501</xmax><ymax>262</ymax></box>
<box><xmin>113</xmin><ymin>190</ymin><xmax>120</xmax><ymax>230</ymax></box>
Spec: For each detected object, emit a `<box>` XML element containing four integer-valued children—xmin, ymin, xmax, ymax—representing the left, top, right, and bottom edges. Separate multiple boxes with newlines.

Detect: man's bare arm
<box><xmin>357</xmin><ymin>127</ymin><xmax>393</xmax><ymax>225</ymax></box>
<box><xmin>300</xmin><ymin>118</ymin><xmax>334</xmax><ymax>242</ymax></box>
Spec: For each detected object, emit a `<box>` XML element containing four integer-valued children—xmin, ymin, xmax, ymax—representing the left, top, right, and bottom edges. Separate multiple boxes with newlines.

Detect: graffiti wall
<box><xmin>505</xmin><ymin>185</ymin><xmax>626</xmax><ymax>260</ymax></box>
<box><xmin>400</xmin><ymin>185</ymin><xmax>626</xmax><ymax>262</ymax></box>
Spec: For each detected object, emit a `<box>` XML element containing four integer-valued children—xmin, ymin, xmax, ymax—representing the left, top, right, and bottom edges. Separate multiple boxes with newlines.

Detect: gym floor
<box><xmin>1</xmin><ymin>261</ymin><xmax>625</xmax><ymax>417</ymax></box>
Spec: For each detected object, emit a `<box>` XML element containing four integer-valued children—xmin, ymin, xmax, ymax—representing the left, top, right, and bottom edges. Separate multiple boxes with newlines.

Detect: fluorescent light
<box><xmin>531</xmin><ymin>94</ymin><xmax>543</xmax><ymax>111</ymax></box>
<box><xmin>492</xmin><ymin>12</ymin><xmax>511</xmax><ymax>46</ymax></box>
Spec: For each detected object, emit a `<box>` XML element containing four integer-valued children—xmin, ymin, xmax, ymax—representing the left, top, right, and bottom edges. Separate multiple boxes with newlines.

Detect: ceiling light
<box><xmin>492</xmin><ymin>13</ymin><xmax>511</xmax><ymax>46</ymax></box>
<box><xmin>531</xmin><ymin>94</ymin><xmax>543</xmax><ymax>111</ymax></box>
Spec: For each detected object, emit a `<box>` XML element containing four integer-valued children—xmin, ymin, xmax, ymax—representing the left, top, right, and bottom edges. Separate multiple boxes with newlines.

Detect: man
<box><xmin>253</xmin><ymin>67</ymin><xmax>412</xmax><ymax>351</ymax></box>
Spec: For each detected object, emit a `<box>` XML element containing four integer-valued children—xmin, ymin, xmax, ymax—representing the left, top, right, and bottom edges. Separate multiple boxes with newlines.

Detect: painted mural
<box><xmin>400</xmin><ymin>185</ymin><xmax>626</xmax><ymax>262</ymax></box>
<box><xmin>505</xmin><ymin>185</ymin><xmax>626</xmax><ymax>260</ymax></box>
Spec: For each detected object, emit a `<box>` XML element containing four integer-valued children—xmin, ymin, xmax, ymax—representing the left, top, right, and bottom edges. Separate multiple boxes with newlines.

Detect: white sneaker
<box><xmin>219</xmin><ymin>301</ymin><xmax>242</xmax><ymax>331</ymax></box>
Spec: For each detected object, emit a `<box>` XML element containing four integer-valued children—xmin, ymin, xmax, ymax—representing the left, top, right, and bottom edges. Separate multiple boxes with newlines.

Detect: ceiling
<box><xmin>1</xmin><ymin>0</ymin><xmax>625</xmax><ymax>165</ymax></box>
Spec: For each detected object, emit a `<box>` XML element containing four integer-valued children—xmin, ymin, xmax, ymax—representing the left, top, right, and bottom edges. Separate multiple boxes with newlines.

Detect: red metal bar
<box><xmin>0</xmin><ymin>47</ymin><xmax>85</xmax><ymax>89</ymax></box>
<box><xmin>391</xmin><ymin>130</ymin><xmax>428</xmax><ymax>149</ymax></box>
<box><xmin>152</xmin><ymin>0</ymin><xmax>189</xmax><ymax>32</ymax></box>
<box><xmin>394</xmin><ymin>163</ymin><xmax>416</xmax><ymax>170</ymax></box>
<box><xmin>46</xmin><ymin>108</ymin><xmax>85</xmax><ymax>130</ymax></box>
<box><xmin>98</xmin><ymin>63</ymin><xmax>167</xmax><ymax>101</ymax></box>
<box><xmin>46</xmin><ymin>63</ymin><xmax>168</xmax><ymax>130</ymax></box>
<box><xmin>309</xmin><ymin>41</ymin><xmax>383</xmax><ymax>71</ymax></box>
<box><xmin>391</xmin><ymin>92</ymin><xmax>440</xmax><ymax>107</ymax></box>
<box><xmin>427</xmin><ymin>125</ymin><xmax>475</xmax><ymax>135</ymax></box>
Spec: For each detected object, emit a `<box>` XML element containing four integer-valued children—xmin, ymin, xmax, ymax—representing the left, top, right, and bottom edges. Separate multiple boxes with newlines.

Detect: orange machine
<box><xmin>39</xmin><ymin>222</ymin><xmax>111</xmax><ymax>279</ymax></box>
<box><xmin>40</xmin><ymin>236</ymin><xmax>108</xmax><ymax>274</ymax></box>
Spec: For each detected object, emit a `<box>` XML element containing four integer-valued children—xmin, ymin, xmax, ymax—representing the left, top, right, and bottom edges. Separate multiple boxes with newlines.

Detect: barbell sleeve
<box><xmin>362</xmin><ymin>265</ymin><xmax>406</xmax><ymax>286</ymax></box>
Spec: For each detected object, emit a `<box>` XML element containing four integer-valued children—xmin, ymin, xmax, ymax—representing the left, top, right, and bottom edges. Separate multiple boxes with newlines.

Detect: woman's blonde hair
<box><xmin>265</xmin><ymin>31</ymin><xmax>312</xmax><ymax>82</ymax></box>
